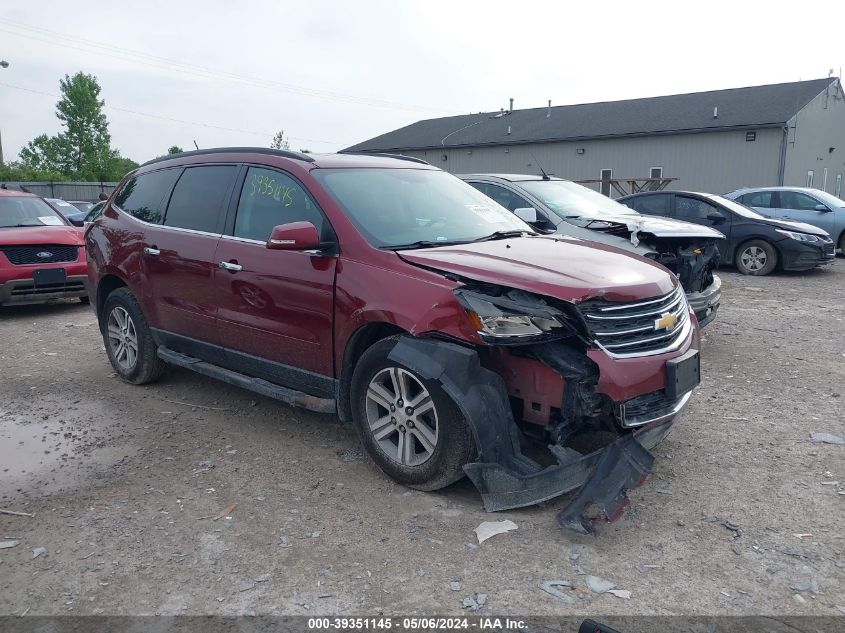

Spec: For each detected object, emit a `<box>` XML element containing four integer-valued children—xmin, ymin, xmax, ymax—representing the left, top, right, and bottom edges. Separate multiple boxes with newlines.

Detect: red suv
<box><xmin>0</xmin><ymin>188</ymin><xmax>88</xmax><ymax>306</ymax></box>
<box><xmin>86</xmin><ymin>149</ymin><xmax>701</xmax><ymax>530</ymax></box>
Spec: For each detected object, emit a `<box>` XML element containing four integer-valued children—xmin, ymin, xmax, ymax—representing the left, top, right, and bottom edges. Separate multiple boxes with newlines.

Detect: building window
<box><xmin>600</xmin><ymin>169</ymin><xmax>613</xmax><ymax>197</ymax></box>
<box><xmin>836</xmin><ymin>174</ymin><xmax>842</xmax><ymax>197</ymax></box>
<box><xmin>745</xmin><ymin>131</ymin><xmax>757</xmax><ymax>142</ymax></box>
<box><xmin>806</xmin><ymin>170</ymin><xmax>814</xmax><ymax>187</ymax></box>
<box><xmin>822</xmin><ymin>167</ymin><xmax>828</xmax><ymax>192</ymax></box>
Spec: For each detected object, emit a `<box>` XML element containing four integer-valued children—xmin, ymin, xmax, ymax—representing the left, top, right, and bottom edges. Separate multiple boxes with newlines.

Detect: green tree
<box><xmin>167</xmin><ymin>146</ymin><xmax>184</xmax><ymax>155</ymax></box>
<box><xmin>270</xmin><ymin>131</ymin><xmax>290</xmax><ymax>150</ymax></box>
<box><xmin>17</xmin><ymin>72</ymin><xmax>136</xmax><ymax>181</ymax></box>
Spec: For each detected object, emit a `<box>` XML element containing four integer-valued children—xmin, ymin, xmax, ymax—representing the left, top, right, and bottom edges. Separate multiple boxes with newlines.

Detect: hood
<box><xmin>567</xmin><ymin>212</ymin><xmax>724</xmax><ymax>240</ymax></box>
<box><xmin>0</xmin><ymin>225</ymin><xmax>85</xmax><ymax>246</ymax></box>
<box><xmin>758</xmin><ymin>216</ymin><xmax>830</xmax><ymax>236</ymax></box>
<box><xmin>398</xmin><ymin>235</ymin><xmax>677</xmax><ymax>304</ymax></box>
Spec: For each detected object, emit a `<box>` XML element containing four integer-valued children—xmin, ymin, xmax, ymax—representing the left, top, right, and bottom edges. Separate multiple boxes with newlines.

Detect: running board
<box><xmin>157</xmin><ymin>347</ymin><xmax>336</xmax><ymax>414</ymax></box>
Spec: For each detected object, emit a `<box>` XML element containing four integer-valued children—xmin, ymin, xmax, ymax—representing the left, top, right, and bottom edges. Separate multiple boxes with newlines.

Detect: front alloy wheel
<box><xmin>350</xmin><ymin>335</ymin><xmax>474</xmax><ymax>491</ymax></box>
<box><xmin>107</xmin><ymin>306</ymin><xmax>138</xmax><ymax>371</ymax></box>
<box><xmin>365</xmin><ymin>367</ymin><xmax>439</xmax><ymax>466</ymax></box>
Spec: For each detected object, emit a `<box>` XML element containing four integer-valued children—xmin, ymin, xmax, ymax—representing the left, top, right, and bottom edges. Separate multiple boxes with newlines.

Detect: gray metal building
<box><xmin>345</xmin><ymin>78</ymin><xmax>845</xmax><ymax>197</ymax></box>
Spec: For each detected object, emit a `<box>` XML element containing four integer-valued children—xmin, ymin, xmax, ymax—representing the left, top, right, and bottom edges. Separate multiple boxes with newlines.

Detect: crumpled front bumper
<box><xmin>388</xmin><ymin>335</ymin><xmax>689</xmax><ymax>531</ymax></box>
<box><xmin>685</xmin><ymin>274</ymin><xmax>721</xmax><ymax>328</ymax></box>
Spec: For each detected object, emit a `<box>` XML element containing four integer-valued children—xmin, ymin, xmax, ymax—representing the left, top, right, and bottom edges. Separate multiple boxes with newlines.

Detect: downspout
<box><xmin>777</xmin><ymin>124</ymin><xmax>788</xmax><ymax>186</ymax></box>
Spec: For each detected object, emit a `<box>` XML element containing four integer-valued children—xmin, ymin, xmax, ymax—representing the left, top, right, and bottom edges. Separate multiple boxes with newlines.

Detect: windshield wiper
<box><xmin>384</xmin><ymin>239</ymin><xmax>470</xmax><ymax>251</ymax></box>
<box><xmin>2</xmin><ymin>223</ymin><xmax>44</xmax><ymax>228</ymax></box>
<box><xmin>471</xmin><ymin>230</ymin><xmax>531</xmax><ymax>242</ymax></box>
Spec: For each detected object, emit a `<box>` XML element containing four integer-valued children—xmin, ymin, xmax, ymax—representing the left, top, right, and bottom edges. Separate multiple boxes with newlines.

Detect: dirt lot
<box><xmin>0</xmin><ymin>264</ymin><xmax>843</xmax><ymax>617</ymax></box>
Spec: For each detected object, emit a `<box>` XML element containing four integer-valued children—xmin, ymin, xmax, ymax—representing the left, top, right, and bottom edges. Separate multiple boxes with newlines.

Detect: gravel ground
<box><xmin>0</xmin><ymin>264</ymin><xmax>843</xmax><ymax>617</ymax></box>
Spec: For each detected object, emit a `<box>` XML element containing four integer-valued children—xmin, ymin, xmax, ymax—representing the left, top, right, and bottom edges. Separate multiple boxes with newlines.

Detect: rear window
<box><xmin>164</xmin><ymin>165</ymin><xmax>238</xmax><ymax>233</ymax></box>
<box><xmin>114</xmin><ymin>168</ymin><xmax>181</xmax><ymax>224</ymax></box>
<box><xmin>0</xmin><ymin>196</ymin><xmax>67</xmax><ymax>228</ymax></box>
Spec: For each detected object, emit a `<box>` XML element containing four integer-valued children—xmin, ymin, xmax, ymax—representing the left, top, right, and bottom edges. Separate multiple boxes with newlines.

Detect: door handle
<box><xmin>218</xmin><ymin>261</ymin><xmax>242</xmax><ymax>272</ymax></box>
<box><xmin>143</xmin><ymin>247</ymin><xmax>160</xmax><ymax>256</ymax></box>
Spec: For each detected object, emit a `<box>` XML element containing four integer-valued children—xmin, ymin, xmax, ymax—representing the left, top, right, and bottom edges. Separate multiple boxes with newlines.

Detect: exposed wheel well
<box><xmin>96</xmin><ymin>275</ymin><xmax>127</xmax><ymax>326</ymax></box>
<box><xmin>336</xmin><ymin>322</ymin><xmax>406</xmax><ymax>425</ymax></box>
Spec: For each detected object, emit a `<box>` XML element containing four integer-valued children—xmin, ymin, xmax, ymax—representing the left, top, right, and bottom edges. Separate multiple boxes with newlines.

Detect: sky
<box><xmin>1</xmin><ymin>0</ymin><xmax>843</xmax><ymax>165</ymax></box>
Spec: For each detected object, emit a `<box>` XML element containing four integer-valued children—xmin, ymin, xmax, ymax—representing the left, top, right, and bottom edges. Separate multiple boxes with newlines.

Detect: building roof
<box><xmin>345</xmin><ymin>78</ymin><xmax>839</xmax><ymax>152</ymax></box>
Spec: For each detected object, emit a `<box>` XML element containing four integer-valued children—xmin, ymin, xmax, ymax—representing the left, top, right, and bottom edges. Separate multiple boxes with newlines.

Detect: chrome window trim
<box><xmin>220</xmin><ymin>234</ymin><xmax>265</xmax><ymax>246</ymax></box>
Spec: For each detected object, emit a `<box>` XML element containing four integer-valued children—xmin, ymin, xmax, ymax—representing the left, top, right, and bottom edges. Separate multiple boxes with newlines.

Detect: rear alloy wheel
<box><xmin>736</xmin><ymin>240</ymin><xmax>777</xmax><ymax>276</ymax></box>
<box><xmin>350</xmin><ymin>336</ymin><xmax>474</xmax><ymax>491</ymax></box>
<box><xmin>101</xmin><ymin>287</ymin><xmax>165</xmax><ymax>384</ymax></box>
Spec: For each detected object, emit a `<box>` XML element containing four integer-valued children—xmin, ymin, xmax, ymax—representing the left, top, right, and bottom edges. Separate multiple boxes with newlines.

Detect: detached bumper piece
<box><xmin>685</xmin><ymin>273</ymin><xmax>721</xmax><ymax>328</ymax></box>
<box><xmin>387</xmin><ymin>335</ymin><xmax>677</xmax><ymax>531</ymax></box>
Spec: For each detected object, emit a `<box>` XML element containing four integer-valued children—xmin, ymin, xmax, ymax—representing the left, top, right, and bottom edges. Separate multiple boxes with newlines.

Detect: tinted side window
<box><xmin>676</xmin><ymin>196</ymin><xmax>719</xmax><ymax>220</ymax></box>
<box><xmin>164</xmin><ymin>166</ymin><xmax>238</xmax><ymax>233</ymax></box>
<box><xmin>470</xmin><ymin>182</ymin><xmax>531</xmax><ymax>212</ymax></box>
<box><xmin>780</xmin><ymin>191</ymin><xmax>823</xmax><ymax>210</ymax></box>
<box><xmin>741</xmin><ymin>191</ymin><xmax>773</xmax><ymax>208</ymax></box>
<box><xmin>114</xmin><ymin>169</ymin><xmax>181</xmax><ymax>224</ymax></box>
<box><xmin>233</xmin><ymin>167</ymin><xmax>325</xmax><ymax>241</ymax></box>
<box><xmin>635</xmin><ymin>194</ymin><xmax>670</xmax><ymax>215</ymax></box>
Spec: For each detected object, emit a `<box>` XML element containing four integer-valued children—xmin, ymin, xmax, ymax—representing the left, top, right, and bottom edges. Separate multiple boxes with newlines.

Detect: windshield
<box><xmin>811</xmin><ymin>190</ymin><xmax>845</xmax><ymax>208</ymax></box>
<box><xmin>313</xmin><ymin>168</ymin><xmax>532</xmax><ymax>248</ymax></box>
<box><xmin>0</xmin><ymin>196</ymin><xmax>67</xmax><ymax>228</ymax></box>
<box><xmin>518</xmin><ymin>180</ymin><xmax>639</xmax><ymax>221</ymax></box>
<box><xmin>703</xmin><ymin>194</ymin><xmax>769</xmax><ymax>220</ymax></box>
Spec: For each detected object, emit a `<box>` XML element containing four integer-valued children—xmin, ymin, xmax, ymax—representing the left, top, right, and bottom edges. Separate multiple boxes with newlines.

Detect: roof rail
<box><xmin>338</xmin><ymin>151</ymin><xmax>431</xmax><ymax>166</ymax></box>
<box><xmin>139</xmin><ymin>147</ymin><xmax>316</xmax><ymax>168</ymax></box>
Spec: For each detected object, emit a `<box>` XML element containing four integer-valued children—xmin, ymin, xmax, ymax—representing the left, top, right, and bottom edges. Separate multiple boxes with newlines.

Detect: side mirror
<box><xmin>267</xmin><ymin>221</ymin><xmax>321</xmax><ymax>250</ymax></box>
<box><xmin>513</xmin><ymin>207</ymin><xmax>538</xmax><ymax>223</ymax></box>
<box><xmin>814</xmin><ymin>204</ymin><xmax>831</xmax><ymax>212</ymax></box>
<box><xmin>706</xmin><ymin>212</ymin><xmax>727</xmax><ymax>225</ymax></box>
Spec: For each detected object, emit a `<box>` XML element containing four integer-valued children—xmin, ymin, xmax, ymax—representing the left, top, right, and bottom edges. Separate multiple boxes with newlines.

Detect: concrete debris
<box><xmin>474</xmin><ymin>519</ymin><xmax>517</xmax><ymax>544</ymax></box>
<box><xmin>538</xmin><ymin>580</ymin><xmax>576</xmax><ymax>604</ymax></box>
<box><xmin>584</xmin><ymin>575</ymin><xmax>616</xmax><ymax>593</ymax></box>
<box><xmin>449</xmin><ymin>581</ymin><xmax>462</xmax><ymax>591</ymax></box>
<box><xmin>809</xmin><ymin>433</ymin><xmax>844</xmax><ymax>445</ymax></box>
<box><xmin>253</xmin><ymin>574</ymin><xmax>270</xmax><ymax>583</ymax></box>
<box><xmin>789</xmin><ymin>579</ymin><xmax>819</xmax><ymax>594</ymax></box>
<box><xmin>0</xmin><ymin>540</ymin><xmax>20</xmax><ymax>549</ymax></box>
<box><xmin>461</xmin><ymin>593</ymin><xmax>487</xmax><ymax>610</ymax></box>
<box><xmin>31</xmin><ymin>547</ymin><xmax>46</xmax><ymax>559</ymax></box>
<box><xmin>607</xmin><ymin>589</ymin><xmax>632</xmax><ymax>599</ymax></box>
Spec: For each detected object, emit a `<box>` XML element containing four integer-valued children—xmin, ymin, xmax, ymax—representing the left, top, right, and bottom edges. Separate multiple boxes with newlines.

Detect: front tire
<box><xmin>735</xmin><ymin>240</ymin><xmax>777</xmax><ymax>275</ymax></box>
<box><xmin>101</xmin><ymin>287</ymin><xmax>165</xmax><ymax>385</ymax></box>
<box><xmin>350</xmin><ymin>336</ymin><xmax>474</xmax><ymax>491</ymax></box>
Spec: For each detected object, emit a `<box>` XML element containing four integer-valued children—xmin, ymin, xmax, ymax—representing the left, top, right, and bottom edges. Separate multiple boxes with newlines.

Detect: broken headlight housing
<box><xmin>455</xmin><ymin>287</ymin><xmax>579</xmax><ymax>344</ymax></box>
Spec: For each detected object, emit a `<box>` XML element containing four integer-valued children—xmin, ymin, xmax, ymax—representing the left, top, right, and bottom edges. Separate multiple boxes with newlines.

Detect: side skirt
<box><xmin>157</xmin><ymin>347</ymin><xmax>336</xmax><ymax>414</ymax></box>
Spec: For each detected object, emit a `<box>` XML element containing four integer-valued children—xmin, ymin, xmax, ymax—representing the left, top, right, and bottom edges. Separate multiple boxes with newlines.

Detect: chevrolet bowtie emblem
<box><xmin>654</xmin><ymin>312</ymin><xmax>678</xmax><ymax>331</ymax></box>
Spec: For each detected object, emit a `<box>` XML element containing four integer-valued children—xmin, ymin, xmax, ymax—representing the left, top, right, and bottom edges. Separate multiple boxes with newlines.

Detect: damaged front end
<box><xmin>392</xmin><ymin>281</ymin><xmax>697</xmax><ymax>534</ymax></box>
<box><xmin>586</xmin><ymin>218</ymin><xmax>723</xmax><ymax>327</ymax></box>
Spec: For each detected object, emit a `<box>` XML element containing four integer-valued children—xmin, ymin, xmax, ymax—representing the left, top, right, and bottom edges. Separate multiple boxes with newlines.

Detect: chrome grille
<box><xmin>0</xmin><ymin>245</ymin><xmax>78</xmax><ymax>265</ymax></box>
<box><xmin>578</xmin><ymin>285</ymin><xmax>690</xmax><ymax>357</ymax></box>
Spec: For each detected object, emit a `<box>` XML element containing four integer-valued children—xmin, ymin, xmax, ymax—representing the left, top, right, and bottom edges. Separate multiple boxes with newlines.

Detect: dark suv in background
<box><xmin>86</xmin><ymin>149</ymin><xmax>702</xmax><ymax>526</ymax></box>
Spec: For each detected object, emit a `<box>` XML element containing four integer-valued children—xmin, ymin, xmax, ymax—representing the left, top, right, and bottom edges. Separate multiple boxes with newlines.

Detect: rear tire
<box><xmin>838</xmin><ymin>232</ymin><xmax>845</xmax><ymax>257</ymax></box>
<box><xmin>350</xmin><ymin>336</ymin><xmax>474</xmax><ymax>491</ymax></box>
<box><xmin>735</xmin><ymin>240</ymin><xmax>777</xmax><ymax>276</ymax></box>
<box><xmin>101</xmin><ymin>287</ymin><xmax>165</xmax><ymax>385</ymax></box>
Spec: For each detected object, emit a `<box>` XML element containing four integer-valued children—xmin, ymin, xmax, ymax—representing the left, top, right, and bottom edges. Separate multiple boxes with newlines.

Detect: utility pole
<box><xmin>0</xmin><ymin>60</ymin><xmax>8</xmax><ymax>165</ymax></box>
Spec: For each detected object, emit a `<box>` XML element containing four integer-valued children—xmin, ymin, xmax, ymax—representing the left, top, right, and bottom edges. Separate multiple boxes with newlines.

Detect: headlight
<box><xmin>456</xmin><ymin>288</ymin><xmax>575</xmax><ymax>343</ymax></box>
<box><xmin>775</xmin><ymin>229</ymin><xmax>821</xmax><ymax>242</ymax></box>
<box><xmin>467</xmin><ymin>312</ymin><xmax>561</xmax><ymax>339</ymax></box>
